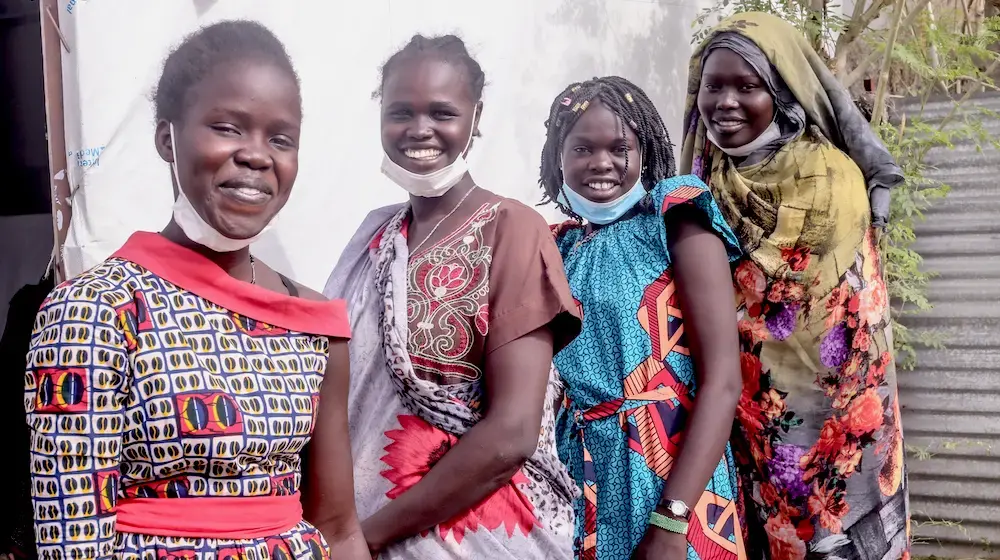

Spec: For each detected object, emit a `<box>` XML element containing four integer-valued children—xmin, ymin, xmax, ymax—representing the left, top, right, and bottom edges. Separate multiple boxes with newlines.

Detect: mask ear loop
<box><xmin>168</xmin><ymin>122</ymin><xmax>181</xmax><ymax>199</ymax></box>
<box><xmin>461</xmin><ymin>104</ymin><xmax>481</xmax><ymax>159</ymax></box>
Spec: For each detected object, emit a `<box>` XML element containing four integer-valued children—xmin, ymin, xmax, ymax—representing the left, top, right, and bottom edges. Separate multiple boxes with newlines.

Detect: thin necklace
<box><xmin>411</xmin><ymin>186</ymin><xmax>478</xmax><ymax>255</ymax></box>
<box><xmin>249</xmin><ymin>254</ymin><xmax>256</xmax><ymax>285</ymax></box>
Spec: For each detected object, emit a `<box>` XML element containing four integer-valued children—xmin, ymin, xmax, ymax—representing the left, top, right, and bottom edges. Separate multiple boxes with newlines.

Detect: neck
<box><xmin>408</xmin><ymin>173</ymin><xmax>476</xmax><ymax>224</ymax></box>
<box><xmin>161</xmin><ymin>220</ymin><xmax>253</xmax><ymax>281</ymax></box>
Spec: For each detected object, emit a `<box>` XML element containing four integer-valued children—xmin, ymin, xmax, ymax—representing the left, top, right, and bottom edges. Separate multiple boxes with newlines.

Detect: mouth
<box><xmin>402</xmin><ymin>148</ymin><xmax>444</xmax><ymax>161</ymax></box>
<box><xmin>218</xmin><ymin>179</ymin><xmax>274</xmax><ymax>206</ymax></box>
<box><xmin>579</xmin><ymin>179</ymin><xmax>623</xmax><ymax>202</ymax></box>
<box><xmin>711</xmin><ymin>118</ymin><xmax>748</xmax><ymax>135</ymax></box>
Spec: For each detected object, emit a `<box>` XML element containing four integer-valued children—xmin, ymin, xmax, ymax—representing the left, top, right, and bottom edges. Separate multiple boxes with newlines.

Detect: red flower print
<box><xmin>381</xmin><ymin>415</ymin><xmax>537</xmax><ymax>543</ymax></box>
<box><xmin>852</xmin><ymin>328</ymin><xmax>872</xmax><ymax>352</ymax></box>
<box><xmin>832</xmin><ymin>377</ymin><xmax>860</xmax><ymax>410</ymax></box>
<box><xmin>738</xmin><ymin>315</ymin><xmax>769</xmax><ymax>345</ymax></box>
<box><xmin>735</xmin><ymin>260</ymin><xmax>767</xmax><ymax>305</ymax></box>
<box><xmin>767</xmin><ymin>280</ymin><xmax>789</xmax><ymax>303</ymax></box>
<box><xmin>738</xmin><ymin>391</ymin><xmax>765</xmax><ymax>436</ymax></box>
<box><xmin>803</xmin><ymin>417</ymin><xmax>847</xmax><ymax>464</ymax></box>
<box><xmin>808</xmin><ymin>483</ymin><xmax>850</xmax><ymax>533</ymax></box>
<box><xmin>833</xmin><ymin>441</ymin><xmax>863</xmax><ymax>477</ymax></box>
<box><xmin>844</xmin><ymin>389</ymin><xmax>884</xmax><ymax>437</ymax></box>
<box><xmin>740</xmin><ymin>352</ymin><xmax>764</xmax><ymax>391</ymax></box>
<box><xmin>760</xmin><ymin>389</ymin><xmax>787</xmax><ymax>421</ymax></box>
<box><xmin>765</xmin><ymin>515</ymin><xmax>807</xmax><ymax>560</ymax></box>
<box><xmin>858</xmin><ymin>278</ymin><xmax>889</xmax><ymax>327</ymax></box>
<box><xmin>847</xmin><ymin>294</ymin><xmax>861</xmax><ymax>314</ymax></box>
<box><xmin>428</xmin><ymin>264</ymin><xmax>468</xmax><ymax>298</ymax></box>
<box><xmin>781</xmin><ymin>246</ymin><xmax>812</xmax><ymax>273</ymax></box>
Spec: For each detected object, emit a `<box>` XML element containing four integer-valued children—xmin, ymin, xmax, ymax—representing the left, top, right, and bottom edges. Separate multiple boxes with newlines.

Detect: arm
<box><xmin>25</xmin><ymin>290</ymin><xmax>128</xmax><ymax>560</ymax></box>
<box><xmin>302</xmin><ymin>339</ymin><xmax>369</xmax><ymax>559</ymax></box>
<box><xmin>635</xmin><ymin>208</ymin><xmax>743</xmax><ymax>557</ymax></box>
<box><xmin>361</xmin><ymin>326</ymin><xmax>554</xmax><ymax>552</ymax></box>
<box><xmin>660</xmin><ymin>208</ymin><xmax>743</xmax><ymax>507</ymax></box>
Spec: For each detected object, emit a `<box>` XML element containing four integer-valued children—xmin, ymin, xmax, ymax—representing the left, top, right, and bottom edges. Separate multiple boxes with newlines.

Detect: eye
<box><xmin>572</xmin><ymin>146</ymin><xmax>591</xmax><ymax>154</ymax></box>
<box><xmin>387</xmin><ymin>109</ymin><xmax>412</xmax><ymax>122</ymax></box>
<box><xmin>740</xmin><ymin>83</ymin><xmax>759</xmax><ymax>93</ymax></box>
<box><xmin>613</xmin><ymin>144</ymin><xmax>629</xmax><ymax>154</ymax></box>
<box><xmin>211</xmin><ymin>123</ymin><xmax>240</xmax><ymax>135</ymax></box>
<box><xmin>270</xmin><ymin>135</ymin><xmax>297</xmax><ymax>149</ymax></box>
<box><xmin>704</xmin><ymin>84</ymin><xmax>721</xmax><ymax>93</ymax></box>
<box><xmin>432</xmin><ymin>109</ymin><xmax>458</xmax><ymax>120</ymax></box>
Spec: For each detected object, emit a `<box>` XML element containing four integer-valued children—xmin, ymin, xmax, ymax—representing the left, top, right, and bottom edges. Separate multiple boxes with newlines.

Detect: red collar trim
<box><xmin>112</xmin><ymin>232</ymin><xmax>350</xmax><ymax>339</ymax></box>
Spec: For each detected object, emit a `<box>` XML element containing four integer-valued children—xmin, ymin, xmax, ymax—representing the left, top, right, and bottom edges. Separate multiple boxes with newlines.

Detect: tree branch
<box><xmin>871</xmin><ymin>0</ymin><xmax>907</xmax><ymax>125</ymax></box>
<box><xmin>841</xmin><ymin>0</ymin><xmax>934</xmax><ymax>88</ymax></box>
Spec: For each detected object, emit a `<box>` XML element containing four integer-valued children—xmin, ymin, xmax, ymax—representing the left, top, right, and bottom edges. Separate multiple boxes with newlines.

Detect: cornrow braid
<box><xmin>538</xmin><ymin>76</ymin><xmax>675</xmax><ymax>219</ymax></box>
<box><xmin>374</xmin><ymin>33</ymin><xmax>486</xmax><ymax>102</ymax></box>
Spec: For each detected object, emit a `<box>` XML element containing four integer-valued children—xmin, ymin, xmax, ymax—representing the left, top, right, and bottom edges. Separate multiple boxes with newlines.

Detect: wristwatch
<box><xmin>660</xmin><ymin>499</ymin><xmax>691</xmax><ymax>521</ymax></box>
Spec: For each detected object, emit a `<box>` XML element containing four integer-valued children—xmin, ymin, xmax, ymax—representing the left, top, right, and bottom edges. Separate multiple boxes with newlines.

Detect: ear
<box><xmin>154</xmin><ymin>119</ymin><xmax>174</xmax><ymax>163</ymax></box>
<box><xmin>472</xmin><ymin>100</ymin><xmax>484</xmax><ymax>137</ymax></box>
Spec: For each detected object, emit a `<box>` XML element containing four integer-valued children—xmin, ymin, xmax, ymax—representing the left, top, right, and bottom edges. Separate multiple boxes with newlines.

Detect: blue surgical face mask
<box><xmin>557</xmin><ymin>153</ymin><xmax>646</xmax><ymax>225</ymax></box>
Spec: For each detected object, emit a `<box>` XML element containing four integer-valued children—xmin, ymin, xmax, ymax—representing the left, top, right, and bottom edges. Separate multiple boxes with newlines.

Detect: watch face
<box><xmin>670</xmin><ymin>501</ymin><xmax>687</xmax><ymax>516</ymax></box>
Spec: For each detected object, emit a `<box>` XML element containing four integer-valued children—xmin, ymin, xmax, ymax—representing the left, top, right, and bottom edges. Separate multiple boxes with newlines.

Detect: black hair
<box><xmin>538</xmin><ymin>76</ymin><xmax>676</xmax><ymax>219</ymax></box>
<box><xmin>154</xmin><ymin>20</ymin><xmax>300</xmax><ymax>123</ymax></box>
<box><xmin>374</xmin><ymin>34</ymin><xmax>486</xmax><ymax>102</ymax></box>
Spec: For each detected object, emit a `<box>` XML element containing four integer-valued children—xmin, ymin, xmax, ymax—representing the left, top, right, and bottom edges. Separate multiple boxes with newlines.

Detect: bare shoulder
<box><xmin>294</xmin><ymin>282</ymin><xmax>327</xmax><ymax>302</ymax></box>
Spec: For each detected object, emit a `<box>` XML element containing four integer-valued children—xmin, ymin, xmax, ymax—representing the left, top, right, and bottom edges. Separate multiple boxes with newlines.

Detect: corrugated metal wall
<box><xmin>898</xmin><ymin>93</ymin><xmax>1000</xmax><ymax>559</ymax></box>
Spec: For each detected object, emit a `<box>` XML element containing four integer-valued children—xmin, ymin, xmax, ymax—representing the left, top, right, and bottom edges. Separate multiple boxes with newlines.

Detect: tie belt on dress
<box><xmin>115</xmin><ymin>493</ymin><xmax>304</xmax><ymax>539</ymax></box>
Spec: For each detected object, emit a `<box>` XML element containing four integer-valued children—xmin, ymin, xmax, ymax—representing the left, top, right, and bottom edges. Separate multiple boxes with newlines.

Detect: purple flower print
<box><xmin>820</xmin><ymin>323</ymin><xmax>850</xmax><ymax>368</ymax></box>
<box><xmin>769</xmin><ymin>444</ymin><xmax>809</xmax><ymax>503</ymax></box>
<box><xmin>766</xmin><ymin>303</ymin><xmax>799</xmax><ymax>341</ymax></box>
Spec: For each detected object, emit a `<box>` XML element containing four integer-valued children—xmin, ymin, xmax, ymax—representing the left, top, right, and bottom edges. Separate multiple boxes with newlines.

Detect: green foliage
<box><xmin>690</xmin><ymin>0</ymin><xmax>1000</xmax><ymax>370</ymax></box>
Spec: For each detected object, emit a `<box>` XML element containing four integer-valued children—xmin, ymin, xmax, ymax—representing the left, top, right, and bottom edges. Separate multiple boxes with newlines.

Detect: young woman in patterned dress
<box><xmin>320</xmin><ymin>34</ymin><xmax>582</xmax><ymax>559</ymax></box>
<box><xmin>539</xmin><ymin>76</ymin><xmax>748</xmax><ymax>560</ymax></box>
<box><xmin>24</xmin><ymin>21</ymin><xmax>368</xmax><ymax>560</ymax></box>
<box><xmin>680</xmin><ymin>13</ymin><xmax>910</xmax><ymax>559</ymax></box>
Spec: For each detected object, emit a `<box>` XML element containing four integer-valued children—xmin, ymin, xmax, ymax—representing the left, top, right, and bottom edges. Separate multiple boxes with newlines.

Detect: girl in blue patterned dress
<box><xmin>539</xmin><ymin>76</ymin><xmax>748</xmax><ymax>559</ymax></box>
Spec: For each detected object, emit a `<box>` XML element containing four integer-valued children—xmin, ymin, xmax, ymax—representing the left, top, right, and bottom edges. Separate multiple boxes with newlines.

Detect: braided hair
<box><xmin>374</xmin><ymin>34</ymin><xmax>486</xmax><ymax>102</ymax></box>
<box><xmin>538</xmin><ymin>76</ymin><xmax>675</xmax><ymax>219</ymax></box>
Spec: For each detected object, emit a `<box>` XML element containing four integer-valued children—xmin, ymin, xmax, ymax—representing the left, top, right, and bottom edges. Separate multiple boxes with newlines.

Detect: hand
<box><xmin>631</xmin><ymin>526</ymin><xmax>688</xmax><ymax>560</ymax></box>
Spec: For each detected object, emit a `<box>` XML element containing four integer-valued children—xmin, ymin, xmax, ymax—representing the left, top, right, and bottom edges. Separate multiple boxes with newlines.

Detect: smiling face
<box><xmin>380</xmin><ymin>56</ymin><xmax>481</xmax><ymax>175</ymax></box>
<box><xmin>697</xmin><ymin>47</ymin><xmax>775</xmax><ymax>150</ymax></box>
<box><xmin>559</xmin><ymin>101</ymin><xmax>642</xmax><ymax>203</ymax></box>
<box><xmin>156</xmin><ymin>59</ymin><xmax>301</xmax><ymax>240</ymax></box>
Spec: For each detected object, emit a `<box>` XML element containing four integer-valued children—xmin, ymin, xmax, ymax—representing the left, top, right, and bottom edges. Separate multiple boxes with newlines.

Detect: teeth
<box><xmin>236</xmin><ymin>187</ymin><xmax>265</xmax><ymax>196</ymax></box>
<box><xmin>404</xmin><ymin>149</ymin><xmax>442</xmax><ymax>160</ymax></box>
<box><xmin>588</xmin><ymin>182</ymin><xmax>618</xmax><ymax>191</ymax></box>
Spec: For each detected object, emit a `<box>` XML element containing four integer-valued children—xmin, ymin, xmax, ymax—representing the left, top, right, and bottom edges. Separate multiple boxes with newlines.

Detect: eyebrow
<box><xmin>212</xmin><ymin>107</ymin><xmax>300</xmax><ymax>133</ymax></box>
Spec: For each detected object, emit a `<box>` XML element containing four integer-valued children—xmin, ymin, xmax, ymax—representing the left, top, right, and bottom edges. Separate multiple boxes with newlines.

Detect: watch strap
<box><xmin>649</xmin><ymin>511</ymin><xmax>689</xmax><ymax>535</ymax></box>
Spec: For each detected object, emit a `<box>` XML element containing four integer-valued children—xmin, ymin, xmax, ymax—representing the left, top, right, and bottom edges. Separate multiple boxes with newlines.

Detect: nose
<box><xmin>717</xmin><ymin>88</ymin><xmax>739</xmax><ymax>110</ymax></box>
<box><xmin>406</xmin><ymin>114</ymin><xmax>434</xmax><ymax>140</ymax></box>
<box><xmin>233</xmin><ymin>136</ymin><xmax>272</xmax><ymax>171</ymax></box>
<box><xmin>589</xmin><ymin>150</ymin><xmax>614</xmax><ymax>173</ymax></box>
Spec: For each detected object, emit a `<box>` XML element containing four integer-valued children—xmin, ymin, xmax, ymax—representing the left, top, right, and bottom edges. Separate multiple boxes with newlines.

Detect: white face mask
<box><xmin>169</xmin><ymin>122</ymin><xmax>273</xmax><ymax>252</ymax></box>
<box><xmin>380</xmin><ymin>106</ymin><xmax>479</xmax><ymax>198</ymax></box>
<box><xmin>707</xmin><ymin>120</ymin><xmax>781</xmax><ymax>158</ymax></box>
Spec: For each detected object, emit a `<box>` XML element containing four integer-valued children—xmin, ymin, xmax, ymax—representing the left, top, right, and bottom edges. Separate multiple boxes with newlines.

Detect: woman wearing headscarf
<box><xmin>680</xmin><ymin>12</ymin><xmax>910</xmax><ymax>560</ymax></box>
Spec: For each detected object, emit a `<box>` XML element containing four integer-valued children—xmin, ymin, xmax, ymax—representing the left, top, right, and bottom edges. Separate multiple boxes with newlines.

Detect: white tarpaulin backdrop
<box><xmin>58</xmin><ymin>0</ymin><xmax>710</xmax><ymax>289</ymax></box>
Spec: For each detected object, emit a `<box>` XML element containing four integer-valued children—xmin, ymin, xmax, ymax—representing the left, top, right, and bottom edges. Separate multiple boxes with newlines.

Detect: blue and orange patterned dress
<box><xmin>24</xmin><ymin>232</ymin><xmax>350</xmax><ymax>560</ymax></box>
<box><xmin>552</xmin><ymin>176</ymin><xmax>747</xmax><ymax>560</ymax></box>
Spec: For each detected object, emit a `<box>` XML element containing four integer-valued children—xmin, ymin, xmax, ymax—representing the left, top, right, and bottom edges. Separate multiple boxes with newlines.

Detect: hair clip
<box><xmin>580</xmin><ymin>100</ymin><xmax>590</xmax><ymax>111</ymax></box>
<box><xmin>571</xmin><ymin>85</ymin><xmax>581</xmax><ymax>92</ymax></box>
<box><xmin>625</xmin><ymin>93</ymin><xmax>634</xmax><ymax>103</ymax></box>
<box><xmin>561</xmin><ymin>97</ymin><xmax>573</xmax><ymax>106</ymax></box>
<box><xmin>572</xmin><ymin>102</ymin><xmax>582</xmax><ymax>112</ymax></box>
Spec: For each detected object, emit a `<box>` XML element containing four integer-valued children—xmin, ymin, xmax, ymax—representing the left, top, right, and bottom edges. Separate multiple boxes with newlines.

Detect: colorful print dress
<box><xmin>24</xmin><ymin>232</ymin><xmax>350</xmax><ymax>560</ymax></box>
<box><xmin>706</xmin><ymin>135</ymin><xmax>909</xmax><ymax>559</ymax></box>
<box><xmin>553</xmin><ymin>176</ymin><xmax>747</xmax><ymax>560</ymax></box>
<box><xmin>325</xmin><ymin>188</ymin><xmax>582</xmax><ymax>559</ymax></box>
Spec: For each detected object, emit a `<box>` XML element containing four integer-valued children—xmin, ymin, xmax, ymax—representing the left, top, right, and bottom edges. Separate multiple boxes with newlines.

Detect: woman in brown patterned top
<box><xmin>316</xmin><ymin>34</ymin><xmax>582</xmax><ymax>559</ymax></box>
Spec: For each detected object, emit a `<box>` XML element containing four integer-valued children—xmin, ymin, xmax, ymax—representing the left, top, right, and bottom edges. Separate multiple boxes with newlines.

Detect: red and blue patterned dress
<box><xmin>24</xmin><ymin>232</ymin><xmax>349</xmax><ymax>560</ymax></box>
<box><xmin>552</xmin><ymin>176</ymin><xmax>747</xmax><ymax>560</ymax></box>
